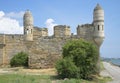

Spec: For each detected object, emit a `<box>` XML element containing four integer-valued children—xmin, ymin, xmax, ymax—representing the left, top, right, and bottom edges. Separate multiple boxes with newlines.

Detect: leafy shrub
<box><xmin>10</xmin><ymin>52</ymin><xmax>28</xmax><ymax>67</ymax></box>
<box><xmin>56</xmin><ymin>39</ymin><xmax>99</xmax><ymax>80</ymax></box>
<box><xmin>56</xmin><ymin>58</ymin><xmax>79</xmax><ymax>79</ymax></box>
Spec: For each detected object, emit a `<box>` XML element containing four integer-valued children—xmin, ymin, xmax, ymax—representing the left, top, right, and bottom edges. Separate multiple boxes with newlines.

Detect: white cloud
<box><xmin>0</xmin><ymin>11</ymin><xmax>4</xmax><ymax>18</ymax></box>
<box><xmin>5</xmin><ymin>11</ymin><xmax>24</xmax><ymax>19</ymax></box>
<box><xmin>45</xmin><ymin>18</ymin><xmax>57</xmax><ymax>36</ymax></box>
<box><xmin>0</xmin><ymin>11</ymin><xmax>23</xmax><ymax>34</ymax></box>
<box><xmin>5</xmin><ymin>11</ymin><xmax>24</xmax><ymax>26</ymax></box>
<box><xmin>0</xmin><ymin>11</ymin><xmax>58</xmax><ymax>35</ymax></box>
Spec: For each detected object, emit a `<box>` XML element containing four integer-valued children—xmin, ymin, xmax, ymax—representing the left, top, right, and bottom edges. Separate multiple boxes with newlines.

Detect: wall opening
<box><xmin>26</xmin><ymin>29</ymin><xmax>29</xmax><ymax>34</ymax></box>
<box><xmin>98</xmin><ymin>25</ymin><xmax>100</xmax><ymax>31</ymax></box>
<box><xmin>31</xmin><ymin>29</ymin><xmax>32</xmax><ymax>34</ymax></box>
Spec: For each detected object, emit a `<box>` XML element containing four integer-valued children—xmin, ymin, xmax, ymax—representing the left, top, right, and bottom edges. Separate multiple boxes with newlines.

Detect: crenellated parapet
<box><xmin>77</xmin><ymin>24</ymin><xmax>94</xmax><ymax>40</ymax></box>
<box><xmin>54</xmin><ymin>25</ymin><xmax>71</xmax><ymax>37</ymax></box>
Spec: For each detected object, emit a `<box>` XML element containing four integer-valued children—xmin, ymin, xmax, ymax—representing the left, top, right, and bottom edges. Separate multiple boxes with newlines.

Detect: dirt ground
<box><xmin>0</xmin><ymin>67</ymin><xmax>57</xmax><ymax>75</ymax></box>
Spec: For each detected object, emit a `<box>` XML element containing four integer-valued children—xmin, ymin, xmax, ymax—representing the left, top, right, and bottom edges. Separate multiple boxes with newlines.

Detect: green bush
<box><xmin>56</xmin><ymin>58</ymin><xmax>79</xmax><ymax>79</ymax></box>
<box><xmin>10</xmin><ymin>52</ymin><xmax>28</xmax><ymax>67</ymax></box>
<box><xmin>56</xmin><ymin>39</ymin><xmax>99</xmax><ymax>80</ymax></box>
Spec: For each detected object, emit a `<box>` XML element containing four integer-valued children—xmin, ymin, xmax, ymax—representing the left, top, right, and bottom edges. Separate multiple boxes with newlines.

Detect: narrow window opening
<box><xmin>31</xmin><ymin>29</ymin><xmax>32</xmax><ymax>34</ymax></box>
<box><xmin>26</xmin><ymin>29</ymin><xmax>29</xmax><ymax>34</ymax></box>
<box><xmin>98</xmin><ymin>25</ymin><xmax>100</xmax><ymax>31</ymax></box>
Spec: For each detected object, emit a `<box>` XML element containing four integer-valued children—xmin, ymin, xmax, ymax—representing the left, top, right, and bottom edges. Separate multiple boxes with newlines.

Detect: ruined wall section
<box><xmin>0</xmin><ymin>35</ymin><xmax>4</xmax><ymax>65</ymax></box>
<box><xmin>54</xmin><ymin>25</ymin><xmax>71</xmax><ymax>37</ymax></box>
<box><xmin>77</xmin><ymin>24</ymin><xmax>94</xmax><ymax>41</ymax></box>
<box><xmin>33</xmin><ymin>27</ymin><xmax>48</xmax><ymax>40</ymax></box>
<box><xmin>0</xmin><ymin>47</ymin><xmax>3</xmax><ymax>65</ymax></box>
<box><xmin>0</xmin><ymin>24</ymin><xmax>95</xmax><ymax>67</ymax></box>
<box><xmin>0</xmin><ymin>34</ymin><xmax>28</xmax><ymax>65</ymax></box>
<box><xmin>29</xmin><ymin>37</ymin><xmax>69</xmax><ymax>69</ymax></box>
<box><xmin>0</xmin><ymin>35</ymin><xmax>4</xmax><ymax>44</ymax></box>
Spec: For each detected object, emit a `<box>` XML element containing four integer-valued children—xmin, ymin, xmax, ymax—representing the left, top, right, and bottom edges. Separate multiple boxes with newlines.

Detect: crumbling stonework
<box><xmin>0</xmin><ymin>4</ymin><xmax>105</xmax><ymax>69</ymax></box>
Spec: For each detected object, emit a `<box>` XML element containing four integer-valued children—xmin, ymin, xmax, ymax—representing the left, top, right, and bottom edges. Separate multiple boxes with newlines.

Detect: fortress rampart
<box><xmin>0</xmin><ymin>4</ymin><xmax>105</xmax><ymax>68</ymax></box>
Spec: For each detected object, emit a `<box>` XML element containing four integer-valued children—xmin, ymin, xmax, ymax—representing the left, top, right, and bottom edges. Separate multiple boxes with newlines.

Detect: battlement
<box><xmin>54</xmin><ymin>25</ymin><xmax>71</xmax><ymax>37</ymax></box>
<box><xmin>34</xmin><ymin>27</ymin><xmax>48</xmax><ymax>31</ymax></box>
<box><xmin>79</xmin><ymin>24</ymin><xmax>93</xmax><ymax>27</ymax></box>
<box><xmin>77</xmin><ymin>24</ymin><xmax>94</xmax><ymax>40</ymax></box>
<box><xmin>33</xmin><ymin>27</ymin><xmax>48</xmax><ymax>39</ymax></box>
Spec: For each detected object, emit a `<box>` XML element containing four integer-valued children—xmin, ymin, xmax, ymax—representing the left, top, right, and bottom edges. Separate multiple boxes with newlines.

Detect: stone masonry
<box><xmin>0</xmin><ymin>4</ymin><xmax>105</xmax><ymax>68</ymax></box>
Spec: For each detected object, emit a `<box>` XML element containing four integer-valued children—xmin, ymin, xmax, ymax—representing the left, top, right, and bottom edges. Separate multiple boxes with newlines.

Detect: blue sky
<box><xmin>0</xmin><ymin>0</ymin><xmax>120</xmax><ymax>58</ymax></box>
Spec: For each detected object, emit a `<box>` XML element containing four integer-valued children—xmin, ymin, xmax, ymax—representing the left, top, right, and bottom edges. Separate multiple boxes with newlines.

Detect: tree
<box><xmin>56</xmin><ymin>39</ymin><xmax>99</xmax><ymax>79</ymax></box>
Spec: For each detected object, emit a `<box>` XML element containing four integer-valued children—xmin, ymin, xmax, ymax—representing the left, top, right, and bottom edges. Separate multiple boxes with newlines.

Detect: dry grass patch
<box><xmin>21</xmin><ymin>68</ymin><xmax>57</xmax><ymax>75</ymax></box>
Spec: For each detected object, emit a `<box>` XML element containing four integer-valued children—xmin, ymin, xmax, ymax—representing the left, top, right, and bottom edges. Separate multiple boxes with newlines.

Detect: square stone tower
<box><xmin>54</xmin><ymin>25</ymin><xmax>71</xmax><ymax>37</ymax></box>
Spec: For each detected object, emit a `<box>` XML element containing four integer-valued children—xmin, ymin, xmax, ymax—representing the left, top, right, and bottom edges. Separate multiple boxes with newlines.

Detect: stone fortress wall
<box><xmin>0</xmin><ymin>4</ymin><xmax>105</xmax><ymax>68</ymax></box>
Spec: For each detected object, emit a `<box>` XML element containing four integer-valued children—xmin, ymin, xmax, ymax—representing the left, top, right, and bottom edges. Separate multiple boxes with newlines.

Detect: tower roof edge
<box><xmin>94</xmin><ymin>3</ymin><xmax>103</xmax><ymax>11</ymax></box>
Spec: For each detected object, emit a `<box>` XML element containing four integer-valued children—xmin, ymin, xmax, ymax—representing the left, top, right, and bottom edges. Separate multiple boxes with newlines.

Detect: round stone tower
<box><xmin>93</xmin><ymin>4</ymin><xmax>105</xmax><ymax>47</ymax></box>
<box><xmin>93</xmin><ymin>4</ymin><xmax>105</xmax><ymax>73</ymax></box>
<box><xmin>23</xmin><ymin>10</ymin><xmax>33</xmax><ymax>41</ymax></box>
